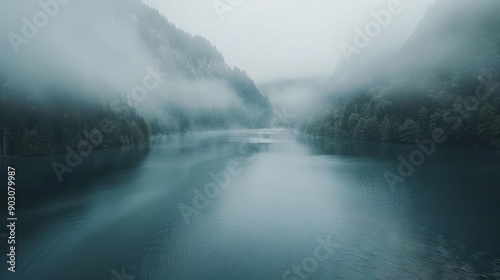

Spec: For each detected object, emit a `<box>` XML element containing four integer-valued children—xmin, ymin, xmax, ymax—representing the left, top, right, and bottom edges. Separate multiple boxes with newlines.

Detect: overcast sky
<box><xmin>142</xmin><ymin>0</ymin><xmax>433</xmax><ymax>83</ymax></box>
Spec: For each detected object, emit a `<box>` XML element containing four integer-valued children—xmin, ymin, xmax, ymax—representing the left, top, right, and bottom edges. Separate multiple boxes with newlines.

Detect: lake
<box><xmin>1</xmin><ymin>129</ymin><xmax>500</xmax><ymax>279</ymax></box>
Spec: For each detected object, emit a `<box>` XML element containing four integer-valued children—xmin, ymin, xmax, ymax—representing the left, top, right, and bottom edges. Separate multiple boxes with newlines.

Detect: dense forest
<box><xmin>0</xmin><ymin>0</ymin><xmax>271</xmax><ymax>156</ymax></box>
<box><xmin>301</xmin><ymin>84</ymin><xmax>500</xmax><ymax>147</ymax></box>
<box><xmin>301</xmin><ymin>0</ymin><xmax>500</xmax><ymax>148</ymax></box>
<box><xmin>0</xmin><ymin>78</ymin><xmax>150</xmax><ymax>156</ymax></box>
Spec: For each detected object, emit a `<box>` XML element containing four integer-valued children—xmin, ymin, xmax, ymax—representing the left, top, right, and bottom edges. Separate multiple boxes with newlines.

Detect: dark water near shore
<box><xmin>1</xmin><ymin>129</ymin><xmax>500</xmax><ymax>279</ymax></box>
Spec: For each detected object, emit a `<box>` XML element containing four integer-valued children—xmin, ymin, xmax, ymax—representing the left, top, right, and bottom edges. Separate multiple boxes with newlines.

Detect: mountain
<box><xmin>0</xmin><ymin>0</ymin><xmax>271</xmax><ymax>156</ymax></box>
<box><xmin>304</xmin><ymin>0</ymin><xmax>500</xmax><ymax>147</ymax></box>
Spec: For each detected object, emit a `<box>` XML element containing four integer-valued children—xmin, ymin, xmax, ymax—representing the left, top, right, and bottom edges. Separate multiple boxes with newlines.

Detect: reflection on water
<box><xmin>1</xmin><ymin>129</ymin><xmax>499</xmax><ymax>279</ymax></box>
<box><xmin>1</xmin><ymin>144</ymin><xmax>150</xmax><ymax>207</ymax></box>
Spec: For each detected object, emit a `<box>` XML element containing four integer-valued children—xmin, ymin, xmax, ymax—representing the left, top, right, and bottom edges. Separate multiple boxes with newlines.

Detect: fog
<box><xmin>138</xmin><ymin>79</ymin><xmax>244</xmax><ymax>120</ymax></box>
<box><xmin>143</xmin><ymin>0</ymin><xmax>433</xmax><ymax>83</ymax></box>
<box><xmin>1</xmin><ymin>1</ymin><xmax>499</xmax><ymax>279</ymax></box>
<box><xmin>0</xmin><ymin>0</ymin><xmax>245</xmax><ymax>117</ymax></box>
<box><xmin>326</xmin><ymin>0</ymin><xmax>499</xmax><ymax>91</ymax></box>
<box><xmin>258</xmin><ymin>78</ymin><xmax>327</xmax><ymax>121</ymax></box>
<box><xmin>251</xmin><ymin>0</ymin><xmax>500</xmax><ymax>122</ymax></box>
<box><xmin>1</xmin><ymin>1</ymin><xmax>153</xmax><ymax>93</ymax></box>
<box><xmin>1</xmin><ymin>0</ymin><xmax>498</xmax><ymax>125</ymax></box>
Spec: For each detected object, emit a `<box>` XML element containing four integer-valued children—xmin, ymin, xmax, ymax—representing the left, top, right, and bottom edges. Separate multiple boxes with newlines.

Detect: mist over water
<box><xmin>1</xmin><ymin>0</ymin><xmax>500</xmax><ymax>279</ymax></box>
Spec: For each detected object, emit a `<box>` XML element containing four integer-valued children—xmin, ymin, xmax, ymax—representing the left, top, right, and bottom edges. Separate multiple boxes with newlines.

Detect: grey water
<box><xmin>1</xmin><ymin>129</ymin><xmax>500</xmax><ymax>279</ymax></box>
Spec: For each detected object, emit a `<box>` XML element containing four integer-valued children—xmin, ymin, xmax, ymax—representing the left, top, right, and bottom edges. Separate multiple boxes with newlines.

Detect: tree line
<box><xmin>301</xmin><ymin>77</ymin><xmax>500</xmax><ymax>148</ymax></box>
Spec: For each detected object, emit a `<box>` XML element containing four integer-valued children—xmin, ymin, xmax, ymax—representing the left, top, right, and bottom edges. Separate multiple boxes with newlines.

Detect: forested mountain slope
<box><xmin>304</xmin><ymin>0</ymin><xmax>500</xmax><ymax>147</ymax></box>
<box><xmin>0</xmin><ymin>0</ymin><xmax>271</xmax><ymax>156</ymax></box>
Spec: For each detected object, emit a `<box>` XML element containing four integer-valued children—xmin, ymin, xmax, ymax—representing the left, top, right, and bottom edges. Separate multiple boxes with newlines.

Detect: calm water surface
<box><xmin>1</xmin><ymin>129</ymin><xmax>500</xmax><ymax>279</ymax></box>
